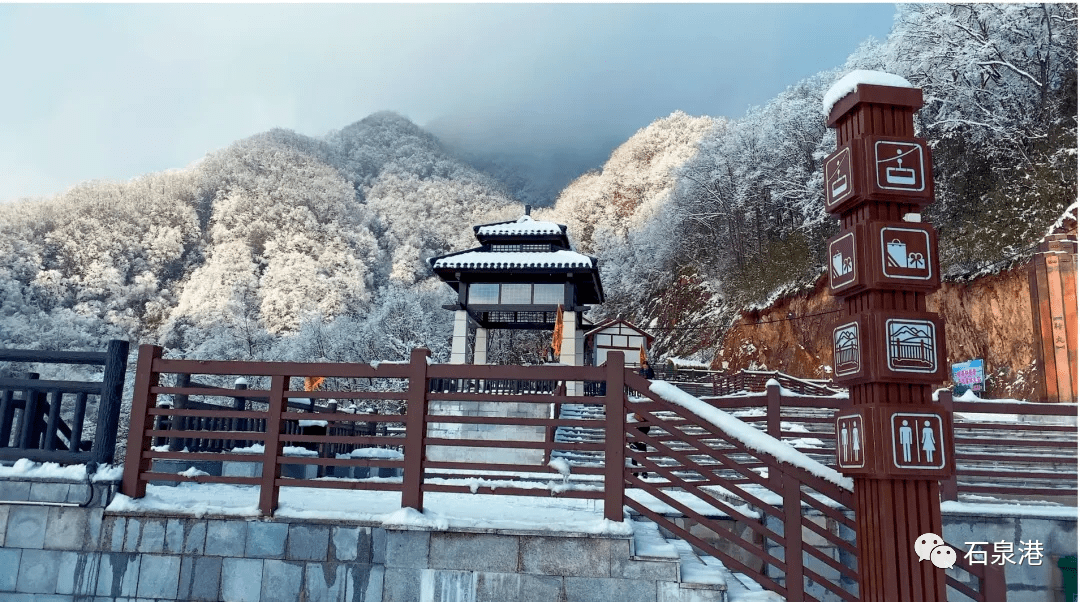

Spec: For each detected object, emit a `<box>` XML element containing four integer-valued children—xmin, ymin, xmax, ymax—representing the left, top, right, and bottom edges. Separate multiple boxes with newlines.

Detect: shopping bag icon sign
<box><xmin>832</xmin><ymin>252</ymin><xmax>852</xmax><ymax>277</ymax></box>
<box><xmin>886</xmin><ymin>240</ymin><xmax>908</xmax><ymax>269</ymax></box>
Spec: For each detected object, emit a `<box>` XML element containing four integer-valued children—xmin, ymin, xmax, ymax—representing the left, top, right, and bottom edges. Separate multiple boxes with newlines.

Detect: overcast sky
<box><xmin>0</xmin><ymin>3</ymin><xmax>897</xmax><ymax>203</ymax></box>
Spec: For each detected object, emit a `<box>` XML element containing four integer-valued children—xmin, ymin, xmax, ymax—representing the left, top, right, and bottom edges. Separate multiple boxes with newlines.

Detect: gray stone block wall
<box><xmin>1</xmin><ymin>483</ymin><xmax>1073</xmax><ymax>602</ymax></box>
<box><xmin>0</xmin><ymin>498</ymin><xmax>724</xmax><ymax>602</ymax></box>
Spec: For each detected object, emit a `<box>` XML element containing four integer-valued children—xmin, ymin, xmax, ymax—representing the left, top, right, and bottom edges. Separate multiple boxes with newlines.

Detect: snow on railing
<box><xmin>650</xmin><ymin>380</ymin><xmax>852</xmax><ymax>491</ymax></box>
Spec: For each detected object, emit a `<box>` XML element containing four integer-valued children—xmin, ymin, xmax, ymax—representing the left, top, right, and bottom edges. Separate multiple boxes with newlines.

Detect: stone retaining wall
<box><xmin>0</xmin><ymin>476</ymin><xmax>715</xmax><ymax>602</ymax></box>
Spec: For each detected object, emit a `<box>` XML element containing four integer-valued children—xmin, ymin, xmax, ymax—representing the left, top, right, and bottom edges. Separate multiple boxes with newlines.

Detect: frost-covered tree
<box><xmin>542</xmin><ymin>111</ymin><xmax>717</xmax><ymax>255</ymax></box>
<box><xmin>365</xmin><ymin>172</ymin><xmax>518</xmax><ymax>285</ymax></box>
<box><xmin>884</xmin><ymin>3</ymin><xmax>1078</xmax><ymax>276</ymax></box>
<box><xmin>170</xmin><ymin>133</ymin><xmax>380</xmax><ymax>335</ymax></box>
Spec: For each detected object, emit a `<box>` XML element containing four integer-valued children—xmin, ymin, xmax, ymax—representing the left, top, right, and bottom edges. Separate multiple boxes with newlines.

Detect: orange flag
<box><xmin>551</xmin><ymin>304</ymin><xmax>564</xmax><ymax>359</ymax></box>
<box><xmin>639</xmin><ymin>343</ymin><xmax>648</xmax><ymax>368</ymax></box>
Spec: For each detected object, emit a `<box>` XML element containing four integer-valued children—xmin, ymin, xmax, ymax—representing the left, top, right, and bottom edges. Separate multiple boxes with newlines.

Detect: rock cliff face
<box><xmin>714</xmin><ymin>266</ymin><xmax>1040</xmax><ymax>399</ymax></box>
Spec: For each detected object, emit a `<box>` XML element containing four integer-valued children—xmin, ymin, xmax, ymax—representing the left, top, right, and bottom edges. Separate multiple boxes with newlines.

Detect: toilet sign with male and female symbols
<box><xmin>836</xmin><ymin>414</ymin><xmax>865</xmax><ymax>469</ymax></box>
<box><xmin>892</xmin><ymin>412</ymin><xmax>946</xmax><ymax>469</ymax></box>
<box><xmin>834</xmin><ymin>406</ymin><xmax>952</xmax><ymax>477</ymax></box>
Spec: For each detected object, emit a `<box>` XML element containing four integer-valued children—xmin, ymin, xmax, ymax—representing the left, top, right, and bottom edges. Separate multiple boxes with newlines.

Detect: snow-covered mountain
<box><xmin>0</xmin><ymin>112</ymin><xmax>519</xmax><ymax>363</ymax></box>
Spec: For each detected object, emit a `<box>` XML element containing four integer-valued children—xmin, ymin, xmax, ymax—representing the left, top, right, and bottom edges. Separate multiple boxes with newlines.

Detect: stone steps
<box><xmin>551</xmin><ymin>403</ymin><xmax>608</xmax><ymax>467</ymax></box>
<box><xmin>631</xmin><ymin>520</ymin><xmax>729</xmax><ymax>601</ymax></box>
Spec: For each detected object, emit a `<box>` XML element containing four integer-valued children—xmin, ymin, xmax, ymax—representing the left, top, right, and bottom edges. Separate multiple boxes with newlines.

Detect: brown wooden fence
<box><xmin>690</xmin><ymin>387</ymin><xmax>1078</xmax><ymax>502</ymax></box>
<box><xmin>0</xmin><ymin>340</ymin><xmax>129</xmax><ymax>465</ymax></box>
<box><xmin>121</xmin><ymin>345</ymin><xmax>1020</xmax><ymax>602</ymax></box>
<box><xmin>708</xmin><ymin>370</ymin><xmax>841</xmax><ymax>397</ymax></box>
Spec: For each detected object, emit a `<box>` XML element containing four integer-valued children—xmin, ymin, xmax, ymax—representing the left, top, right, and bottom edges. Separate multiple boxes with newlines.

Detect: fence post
<box><xmin>401</xmin><ymin>348</ymin><xmax>431</xmax><ymax>512</ymax></box>
<box><xmin>259</xmin><ymin>374</ymin><xmax>288</xmax><ymax>516</ymax></box>
<box><xmin>169</xmin><ymin>372</ymin><xmax>190</xmax><ymax>452</ymax></box>
<box><xmin>604</xmin><ymin>351</ymin><xmax>626</xmax><ymax>523</ymax></box>
<box><xmin>122</xmin><ymin>344</ymin><xmax>162</xmax><ymax>499</ymax></box>
<box><xmin>232</xmin><ymin>379</ymin><xmax>248</xmax><ymax>448</ymax></box>
<box><xmin>15</xmin><ymin>373</ymin><xmax>40</xmax><ymax>450</ymax></box>
<box><xmin>939</xmin><ymin>389</ymin><xmax>959</xmax><ymax>501</ymax></box>
<box><xmin>983</xmin><ymin>559</ymin><xmax>1008</xmax><ymax>602</ymax></box>
<box><xmin>766</xmin><ymin>381</ymin><xmax>783</xmax><ymax>491</ymax></box>
<box><xmin>0</xmin><ymin>388</ymin><xmax>13</xmax><ymax>448</ymax></box>
<box><xmin>44</xmin><ymin>390</ymin><xmax>62</xmax><ymax>451</ymax></box>
<box><xmin>782</xmin><ymin>475</ymin><xmax>806</xmax><ymax>602</ymax></box>
<box><xmin>93</xmin><ymin>339</ymin><xmax>129</xmax><ymax>464</ymax></box>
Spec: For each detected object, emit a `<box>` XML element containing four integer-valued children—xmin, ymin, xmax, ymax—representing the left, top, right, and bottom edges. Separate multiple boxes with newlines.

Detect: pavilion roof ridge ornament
<box><xmin>475</xmin><ymin>215</ymin><xmax>565</xmax><ymax>237</ymax></box>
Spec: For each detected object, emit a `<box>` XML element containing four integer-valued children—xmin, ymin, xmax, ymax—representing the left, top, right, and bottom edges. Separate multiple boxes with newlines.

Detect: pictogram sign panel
<box><xmin>833</xmin><ymin>321</ymin><xmax>862</xmax><ymax>379</ymax></box>
<box><xmin>827</xmin><ymin>221</ymin><xmax>940</xmax><ymax>296</ymax></box>
<box><xmin>831</xmin><ymin>405</ymin><xmax>953</xmax><ymax>478</ymax></box>
<box><xmin>829</xmin><ymin>231</ymin><xmax>857</xmax><ymax>290</ymax></box>
<box><xmin>836</xmin><ymin>414</ymin><xmax>865</xmax><ymax>469</ymax></box>
<box><xmin>831</xmin><ymin>313</ymin><xmax>946</xmax><ymax>385</ymax></box>
<box><xmin>880</xmin><ymin>226</ymin><xmax>933</xmax><ymax>281</ymax></box>
<box><xmin>885</xmin><ymin>318</ymin><xmax>939</xmax><ymax>374</ymax></box>
<box><xmin>891</xmin><ymin>412</ymin><xmax>946</xmax><ymax>470</ymax></box>
<box><xmin>874</xmin><ymin>140</ymin><xmax>927</xmax><ymax>193</ymax></box>
<box><xmin>825</xmin><ymin>146</ymin><xmax>856</xmax><ymax>209</ymax></box>
<box><xmin>821</xmin><ymin>136</ymin><xmax>935</xmax><ymax>215</ymax></box>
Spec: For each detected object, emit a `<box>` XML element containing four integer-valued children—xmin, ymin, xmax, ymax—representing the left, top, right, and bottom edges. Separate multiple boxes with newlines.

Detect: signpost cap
<box><xmin>825</xmin><ymin>70</ymin><xmax>923</xmax><ymax>128</ymax></box>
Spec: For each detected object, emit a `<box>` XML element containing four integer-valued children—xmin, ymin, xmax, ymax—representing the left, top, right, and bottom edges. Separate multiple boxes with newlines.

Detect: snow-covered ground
<box><xmin>0</xmin><ymin>458</ymin><xmax>123</xmax><ymax>481</ymax></box>
<box><xmin>106</xmin><ymin>482</ymin><xmax>634</xmax><ymax>536</ymax></box>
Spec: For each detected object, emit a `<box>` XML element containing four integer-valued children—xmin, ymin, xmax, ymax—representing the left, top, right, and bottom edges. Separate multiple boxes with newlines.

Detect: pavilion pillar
<box><xmin>560</xmin><ymin>309</ymin><xmax>581</xmax><ymax>395</ymax></box>
<box><xmin>450</xmin><ymin>309</ymin><xmax>469</xmax><ymax>365</ymax></box>
<box><xmin>473</xmin><ymin>327</ymin><xmax>489</xmax><ymax>365</ymax></box>
<box><xmin>824</xmin><ymin>77</ymin><xmax>953</xmax><ymax>602</ymax></box>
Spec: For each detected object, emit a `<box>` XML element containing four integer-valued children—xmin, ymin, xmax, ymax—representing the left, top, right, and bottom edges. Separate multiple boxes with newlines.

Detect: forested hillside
<box><xmin>0</xmin><ymin>4</ymin><xmax>1075</xmax><ymax>388</ymax></box>
<box><xmin>571</xmin><ymin>3</ymin><xmax>1077</xmax><ymax>361</ymax></box>
<box><xmin>0</xmin><ymin>113</ymin><xmax>518</xmax><ymax>371</ymax></box>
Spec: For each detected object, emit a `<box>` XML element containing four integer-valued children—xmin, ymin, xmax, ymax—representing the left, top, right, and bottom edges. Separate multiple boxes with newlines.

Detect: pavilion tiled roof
<box><xmin>431</xmin><ymin>250</ymin><xmax>594</xmax><ymax>270</ymax></box>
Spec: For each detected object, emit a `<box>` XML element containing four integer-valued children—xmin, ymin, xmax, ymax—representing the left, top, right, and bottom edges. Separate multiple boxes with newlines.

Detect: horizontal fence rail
<box><xmin>0</xmin><ymin>339</ymin><xmax>128</xmax><ymax>465</ymax></box>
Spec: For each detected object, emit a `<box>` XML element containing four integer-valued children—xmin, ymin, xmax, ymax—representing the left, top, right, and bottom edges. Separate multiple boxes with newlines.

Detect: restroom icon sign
<box><xmin>875</xmin><ymin>140</ymin><xmax>926</xmax><ymax>192</ymax></box>
<box><xmin>836</xmin><ymin>414</ymin><xmax>865</xmax><ymax>469</ymax></box>
<box><xmin>891</xmin><ymin>412</ymin><xmax>946</xmax><ymax>470</ymax></box>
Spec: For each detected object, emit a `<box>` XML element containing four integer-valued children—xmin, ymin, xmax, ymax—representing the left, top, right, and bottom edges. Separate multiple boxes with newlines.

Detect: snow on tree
<box><xmin>541</xmin><ymin>111</ymin><xmax>717</xmax><ymax>255</ymax></box>
<box><xmin>364</xmin><ymin>172</ymin><xmax>518</xmax><ymax>286</ymax></box>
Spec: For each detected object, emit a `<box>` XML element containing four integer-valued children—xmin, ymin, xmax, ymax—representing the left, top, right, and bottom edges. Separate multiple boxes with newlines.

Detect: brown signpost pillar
<box><xmin>824</xmin><ymin>80</ymin><xmax>954</xmax><ymax>602</ymax></box>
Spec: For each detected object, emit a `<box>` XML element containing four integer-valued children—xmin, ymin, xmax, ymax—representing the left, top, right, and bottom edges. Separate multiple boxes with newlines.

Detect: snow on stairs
<box><xmin>551</xmin><ymin>403</ymin><xmax>606</xmax><ymax>466</ymax></box>
<box><xmin>630</xmin><ymin>520</ymin><xmax>782</xmax><ymax>602</ymax></box>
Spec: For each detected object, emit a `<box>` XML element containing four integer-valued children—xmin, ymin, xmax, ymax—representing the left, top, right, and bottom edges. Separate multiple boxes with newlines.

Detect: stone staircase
<box><xmin>551</xmin><ymin>403</ymin><xmax>607</xmax><ymax>466</ymax></box>
<box><xmin>629</xmin><ymin>519</ymin><xmax>782</xmax><ymax>602</ymax></box>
